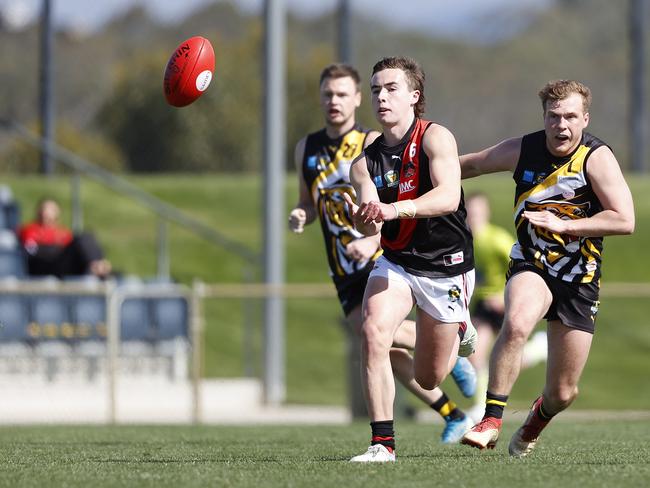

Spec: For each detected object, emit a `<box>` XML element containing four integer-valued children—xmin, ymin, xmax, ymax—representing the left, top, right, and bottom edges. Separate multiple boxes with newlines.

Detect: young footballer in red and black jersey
<box><xmin>289</xmin><ymin>63</ymin><xmax>477</xmax><ymax>445</ymax></box>
<box><xmin>363</xmin><ymin>117</ymin><xmax>474</xmax><ymax>277</ymax></box>
<box><xmin>346</xmin><ymin>57</ymin><xmax>478</xmax><ymax>463</ymax></box>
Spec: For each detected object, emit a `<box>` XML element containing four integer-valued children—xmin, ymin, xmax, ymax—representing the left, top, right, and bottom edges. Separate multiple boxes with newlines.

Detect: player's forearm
<box><xmin>407</xmin><ymin>186</ymin><xmax>460</xmax><ymax>218</ymax></box>
<box><xmin>564</xmin><ymin>210</ymin><xmax>635</xmax><ymax>237</ymax></box>
<box><xmin>459</xmin><ymin>155</ymin><xmax>483</xmax><ymax>179</ymax></box>
<box><xmin>303</xmin><ymin>207</ymin><xmax>317</xmax><ymax>225</ymax></box>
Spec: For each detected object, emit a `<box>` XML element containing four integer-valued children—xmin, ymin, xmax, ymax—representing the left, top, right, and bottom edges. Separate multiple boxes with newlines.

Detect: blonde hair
<box><xmin>538</xmin><ymin>80</ymin><xmax>592</xmax><ymax>113</ymax></box>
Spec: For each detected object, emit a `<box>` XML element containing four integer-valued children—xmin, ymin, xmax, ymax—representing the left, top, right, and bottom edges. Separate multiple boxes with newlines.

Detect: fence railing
<box><xmin>1</xmin><ymin>279</ymin><xmax>647</xmax><ymax>424</ymax></box>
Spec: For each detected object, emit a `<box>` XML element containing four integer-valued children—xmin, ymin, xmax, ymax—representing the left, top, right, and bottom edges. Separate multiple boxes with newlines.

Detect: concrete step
<box><xmin>0</xmin><ymin>377</ymin><xmax>273</xmax><ymax>424</ymax></box>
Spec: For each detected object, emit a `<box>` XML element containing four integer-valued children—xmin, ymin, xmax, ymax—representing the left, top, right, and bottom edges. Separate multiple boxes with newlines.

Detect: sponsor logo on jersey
<box><xmin>443</xmin><ymin>251</ymin><xmax>465</xmax><ymax>266</ymax></box>
<box><xmin>534</xmin><ymin>173</ymin><xmax>547</xmax><ymax>184</ymax></box>
<box><xmin>398</xmin><ymin>179</ymin><xmax>415</xmax><ymax>194</ymax></box>
<box><xmin>384</xmin><ymin>170</ymin><xmax>399</xmax><ymax>187</ymax></box>
<box><xmin>307</xmin><ymin>155</ymin><xmax>318</xmax><ymax>168</ymax></box>
<box><xmin>523</xmin><ymin>170</ymin><xmax>535</xmax><ymax>183</ymax></box>
<box><xmin>557</xmin><ymin>175</ymin><xmax>581</xmax><ymax>200</ymax></box>
<box><xmin>373</xmin><ymin>175</ymin><xmax>384</xmax><ymax>188</ymax></box>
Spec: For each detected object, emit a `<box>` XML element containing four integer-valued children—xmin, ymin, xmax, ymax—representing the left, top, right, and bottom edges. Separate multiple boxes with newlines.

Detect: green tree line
<box><xmin>0</xmin><ymin>0</ymin><xmax>647</xmax><ymax>173</ymax></box>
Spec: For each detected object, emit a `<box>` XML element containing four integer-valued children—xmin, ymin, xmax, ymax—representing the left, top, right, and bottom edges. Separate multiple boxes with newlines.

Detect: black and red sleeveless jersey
<box><xmin>364</xmin><ymin>118</ymin><xmax>474</xmax><ymax>278</ymax></box>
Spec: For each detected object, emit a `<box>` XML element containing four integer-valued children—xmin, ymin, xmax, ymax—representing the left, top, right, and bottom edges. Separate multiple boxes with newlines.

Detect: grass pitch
<box><xmin>1</xmin><ymin>419</ymin><xmax>648</xmax><ymax>488</ymax></box>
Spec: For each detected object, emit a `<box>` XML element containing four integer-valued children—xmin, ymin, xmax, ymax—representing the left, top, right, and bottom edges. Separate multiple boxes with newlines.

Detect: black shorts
<box><xmin>334</xmin><ymin>270</ymin><xmax>370</xmax><ymax>317</ymax></box>
<box><xmin>472</xmin><ymin>299</ymin><xmax>505</xmax><ymax>333</ymax></box>
<box><xmin>506</xmin><ymin>259</ymin><xmax>600</xmax><ymax>334</ymax></box>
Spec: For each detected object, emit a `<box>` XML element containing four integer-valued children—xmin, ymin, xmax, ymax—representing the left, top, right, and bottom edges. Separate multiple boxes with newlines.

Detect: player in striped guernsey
<box><xmin>460</xmin><ymin>80</ymin><xmax>635</xmax><ymax>456</ymax></box>
<box><xmin>289</xmin><ymin>64</ymin><xmax>476</xmax><ymax>451</ymax></box>
<box><xmin>464</xmin><ymin>192</ymin><xmax>548</xmax><ymax>424</ymax></box>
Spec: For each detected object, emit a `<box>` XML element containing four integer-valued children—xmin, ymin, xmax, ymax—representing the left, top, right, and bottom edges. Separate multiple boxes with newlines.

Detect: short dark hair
<box><xmin>372</xmin><ymin>57</ymin><xmax>426</xmax><ymax>118</ymax></box>
<box><xmin>319</xmin><ymin>63</ymin><xmax>361</xmax><ymax>91</ymax></box>
<box><xmin>538</xmin><ymin>80</ymin><xmax>592</xmax><ymax>113</ymax></box>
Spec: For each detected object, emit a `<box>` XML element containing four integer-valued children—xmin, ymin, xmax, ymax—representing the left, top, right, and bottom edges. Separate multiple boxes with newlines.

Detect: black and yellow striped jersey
<box><xmin>301</xmin><ymin>124</ymin><xmax>379</xmax><ymax>281</ymax></box>
<box><xmin>511</xmin><ymin>130</ymin><xmax>608</xmax><ymax>284</ymax></box>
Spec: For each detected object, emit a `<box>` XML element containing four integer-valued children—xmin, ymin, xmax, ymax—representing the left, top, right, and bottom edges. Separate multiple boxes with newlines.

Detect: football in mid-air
<box><xmin>163</xmin><ymin>36</ymin><xmax>215</xmax><ymax>107</ymax></box>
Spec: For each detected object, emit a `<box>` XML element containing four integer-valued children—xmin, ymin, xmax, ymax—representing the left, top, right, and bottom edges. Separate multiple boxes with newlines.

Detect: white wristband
<box><xmin>391</xmin><ymin>202</ymin><xmax>400</xmax><ymax>219</ymax></box>
<box><xmin>392</xmin><ymin>200</ymin><xmax>417</xmax><ymax>219</ymax></box>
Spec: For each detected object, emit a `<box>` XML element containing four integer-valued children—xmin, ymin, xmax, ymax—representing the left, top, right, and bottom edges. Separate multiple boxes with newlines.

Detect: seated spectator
<box><xmin>18</xmin><ymin>197</ymin><xmax>112</xmax><ymax>279</ymax></box>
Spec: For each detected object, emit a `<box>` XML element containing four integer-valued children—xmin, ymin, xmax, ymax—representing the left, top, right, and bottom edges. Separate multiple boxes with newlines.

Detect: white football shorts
<box><xmin>368</xmin><ymin>255</ymin><xmax>475</xmax><ymax>323</ymax></box>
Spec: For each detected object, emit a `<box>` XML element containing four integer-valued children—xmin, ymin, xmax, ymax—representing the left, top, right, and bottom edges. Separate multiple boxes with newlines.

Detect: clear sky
<box><xmin>1</xmin><ymin>0</ymin><xmax>553</xmax><ymax>38</ymax></box>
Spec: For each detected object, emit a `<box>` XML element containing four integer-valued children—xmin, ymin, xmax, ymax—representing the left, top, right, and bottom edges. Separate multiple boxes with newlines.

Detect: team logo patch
<box><xmin>384</xmin><ymin>170</ymin><xmax>399</xmax><ymax>187</ymax></box>
<box><xmin>535</xmin><ymin>173</ymin><xmax>547</xmax><ymax>184</ymax></box>
<box><xmin>525</xmin><ymin>201</ymin><xmax>589</xmax><ymax>244</ymax></box>
<box><xmin>373</xmin><ymin>175</ymin><xmax>384</xmax><ymax>188</ymax></box>
<box><xmin>590</xmin><ymin>299</ymin><xmax>600</xmax><ymax>322</ymax></box>
<box><xmin>522</xmin><ymin>170</ymin><xmax>535</xmax><ymax>183</ymax></box>
<box><xmin>403</xmin><ymin>161</ymin><xmax>416</xmax><ymax>178</ymax></box>
<box><xmin>590</xmin><ymin>300</ymin><xmax>600</xmax><ymax>315</ymax></box>
<box><xmin>448</xmin><ymin>285</ymin><xmax>461</xmax><ymax>302</ymax></box>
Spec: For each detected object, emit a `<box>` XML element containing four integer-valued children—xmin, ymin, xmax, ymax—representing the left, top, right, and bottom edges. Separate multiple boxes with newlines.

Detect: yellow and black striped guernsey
<box><xmin>301</xmin><ymin>124</ymin><xmax>379</xmax><ymax>282</ymax></box>
<box><xmin>511</xmin><ymin>130</ymin><xmax>608</xmax><ymax>284</ymax></box>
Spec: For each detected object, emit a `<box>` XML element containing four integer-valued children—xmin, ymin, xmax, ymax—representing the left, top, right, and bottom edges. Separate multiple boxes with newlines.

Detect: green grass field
<box><xmin>1</xmin><ymin>420</ymin><xmax>649</xmax><ymax>487</ymax></box>
<box><xmin>2</xmin><ymin>174</ymin><xmax>650</xmax><ymax>409</ymax></box>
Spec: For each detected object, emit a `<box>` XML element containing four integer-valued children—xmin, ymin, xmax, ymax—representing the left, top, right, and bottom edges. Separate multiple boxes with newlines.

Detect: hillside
<box><xmin>0</xmin><ymin>0</ymin><xmax>648</xmax><ymax>172</ymax></box>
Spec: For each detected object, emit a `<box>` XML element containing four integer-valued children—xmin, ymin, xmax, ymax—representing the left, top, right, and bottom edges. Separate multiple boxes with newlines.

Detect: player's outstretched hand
<box><xmin>289</xmin><ymin>208</ymin><xmax>307</xmax><ymax>234</ymax></box>
<box><xmin>342</xmin><ymin>193</ymin><xmax>383</xmax><ymax>225</ymax></box>
<box><xmin>523</xmin><ymin>210</ymin><xmax>569</xmax><ymax>234</ymax></box>
<box><xmin>365</xmin><ymin>201</ymin><xmax>398</xmax><ymax>222</ymax></box>
<box><xmin>342</xmin><ymin>193</ymin><xmax>359</xmax><ymax>220</ymax></box>
<box><xmin>343</xmin><ymin>193</ymin><xmax>383</xmax><ymax>236</ymax></box>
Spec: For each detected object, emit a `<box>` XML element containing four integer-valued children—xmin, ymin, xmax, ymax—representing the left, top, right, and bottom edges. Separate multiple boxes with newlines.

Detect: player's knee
<box><xmin>361</xmin><ymin>322</ymin><xmax>391</xmax><ymax>358</ymax></box>
<box><xmin>546</xmin><ymin>385</ymin><xmax>578</xmax><ymax>409</ymax></box>
<box><xmin>414</xmin><ymin>366</ymin><xmax>444</xmax><ymax>391</ymax></box>
<box><xmin>501</xmin><ymin>317</ymin><xmax>532</xmax><ymax>346</ymax></box>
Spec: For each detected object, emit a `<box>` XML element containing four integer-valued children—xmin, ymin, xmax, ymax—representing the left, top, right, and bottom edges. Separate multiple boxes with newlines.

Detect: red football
<box><xmin>163</xmin><ymin>36</ymin><xmax>215</xmax><ymax>107</ymax></box>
